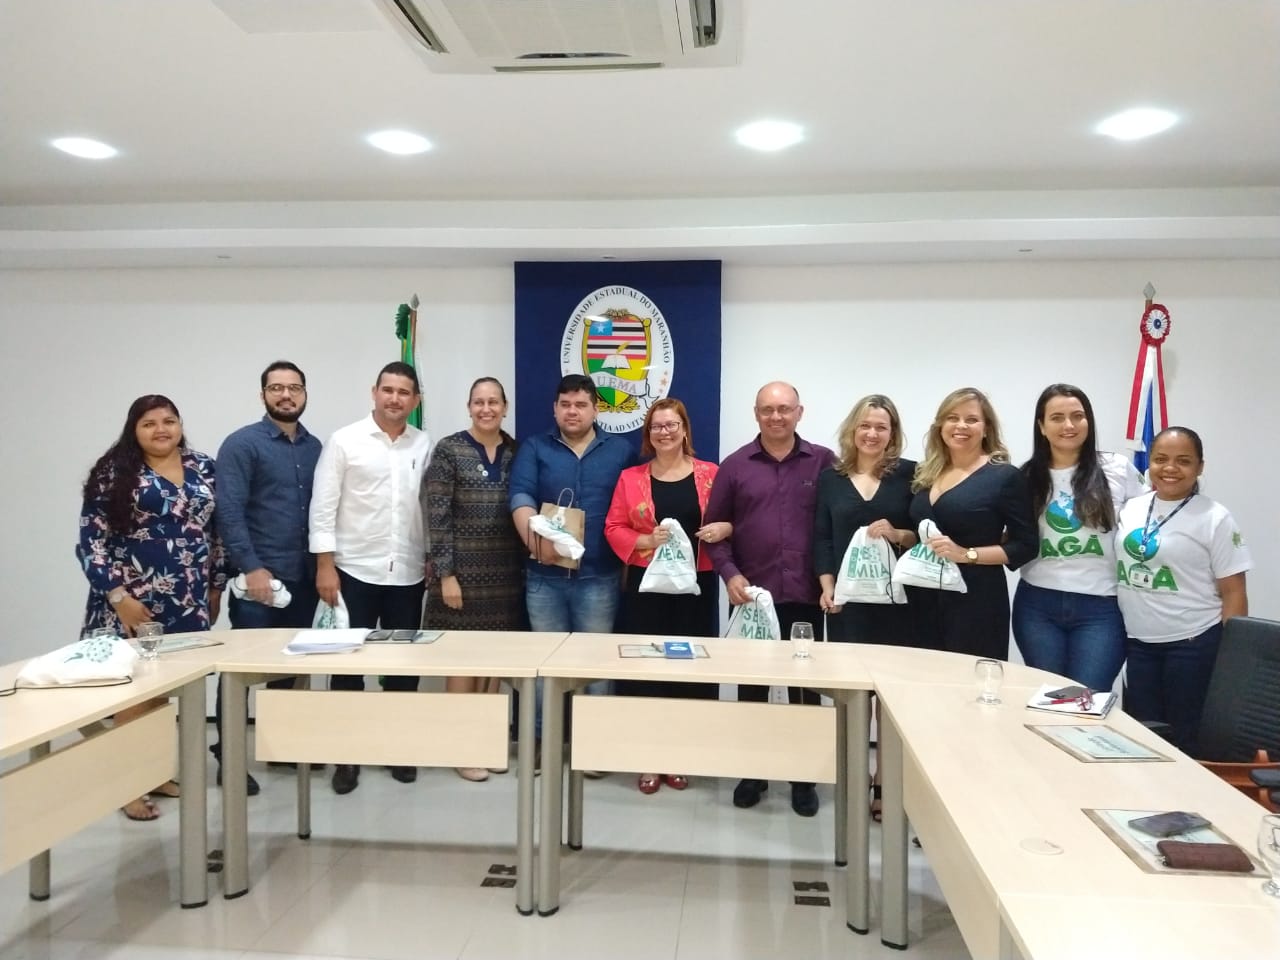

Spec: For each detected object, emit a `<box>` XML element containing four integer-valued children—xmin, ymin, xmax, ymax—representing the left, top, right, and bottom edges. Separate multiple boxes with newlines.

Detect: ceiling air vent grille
<box><xmin>375</xmin><ymin>0</ymin><xmax>739</xmax><ymax>74</ymax></box>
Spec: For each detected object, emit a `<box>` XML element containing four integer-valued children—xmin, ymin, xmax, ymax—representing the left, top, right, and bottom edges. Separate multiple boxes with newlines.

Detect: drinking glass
<box><xmin>974</xmin><ymin>658</ymin><xmax>1003</xmax><ymax>705</ymax></box>
<box><xmin>1258</xmin><ymin>814</ymin><xmax>1280</xmax><ymax>897</ymax></box>
<box><xmin>136</xmin><ymin>622</ymin><xmax>164</xmax><ymax>661</ymax></box>
<box><xmin>791</xmin><ymin>621</ymin><xmax>814</xmax><ymax>660</ymax></box>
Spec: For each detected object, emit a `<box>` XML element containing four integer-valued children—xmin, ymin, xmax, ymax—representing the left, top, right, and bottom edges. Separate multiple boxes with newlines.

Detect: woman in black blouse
<box><xmin>909</xmin><ymin>388</ymin><xmax>1038</xmax><ymax>660</ymax></box>
<box><xmin>814</xmin><ymin>394</ymin><xmax>917</xmax><ymax>644</ymax></box>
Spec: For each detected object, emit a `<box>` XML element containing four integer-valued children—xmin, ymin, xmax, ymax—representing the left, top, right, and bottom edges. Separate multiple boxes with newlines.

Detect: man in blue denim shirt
<box><xmin>509</xmin><ymin>374</ymin><xmax>637</xmax><ymax>746</ymax></box>
<box><xmin>211</xmin><ymin>361</ymin><xmax>323</xmax><ymax>793</ymax></box>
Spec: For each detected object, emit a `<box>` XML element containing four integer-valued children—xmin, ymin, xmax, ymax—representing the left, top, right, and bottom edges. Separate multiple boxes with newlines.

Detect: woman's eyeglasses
<box><xmin>649</xmin><ymin>422</ymin><xmax>682</xmax><ymax>434</ymax></box>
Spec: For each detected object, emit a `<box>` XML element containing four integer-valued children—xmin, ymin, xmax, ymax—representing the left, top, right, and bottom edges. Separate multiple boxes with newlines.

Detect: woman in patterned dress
<box><xmin>77</xmin><ymin>394</ymin><xmax>228</xmax><ymax>820</ymax></box>
<box><xmin>422</xmin><ymin>377</ymin><xmax>526</xmax><ymax>782</ymax></box>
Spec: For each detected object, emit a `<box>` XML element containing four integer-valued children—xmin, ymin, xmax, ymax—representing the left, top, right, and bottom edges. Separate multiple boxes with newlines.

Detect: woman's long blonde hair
<box><xmin>834</xmin><ymin>394</ymin><xmax>904</xmax><ymax>478</ymax></box>
<box><xmin>912</xmin><ymin>387</ymin><xmax>1010</xmax><ymax>492</ymax></box>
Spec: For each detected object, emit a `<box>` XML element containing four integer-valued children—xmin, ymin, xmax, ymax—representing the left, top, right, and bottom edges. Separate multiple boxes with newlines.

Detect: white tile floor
<box><xmin>1</xmin><ymin>739</ymin><xmax>970</xmax><ymax>960</ymax></box>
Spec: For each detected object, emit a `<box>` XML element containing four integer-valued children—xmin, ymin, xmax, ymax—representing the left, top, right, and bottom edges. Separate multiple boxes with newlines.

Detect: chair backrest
<box><xmin>1197</xmin><ymin>616</ymin><xmax>1280</xmax><ymax>762</ymax></box>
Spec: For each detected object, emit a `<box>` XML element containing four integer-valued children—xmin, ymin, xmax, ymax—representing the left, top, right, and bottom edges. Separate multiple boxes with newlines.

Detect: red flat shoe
<box><xmin>663</xmin><ymin>774</ymin><xmax>689</xmax><ymax>790</ymax></box>
<box><xmin>638</xmin><ymin>774</ymin><xmax>661</xmax><ymax>794</ymax></box>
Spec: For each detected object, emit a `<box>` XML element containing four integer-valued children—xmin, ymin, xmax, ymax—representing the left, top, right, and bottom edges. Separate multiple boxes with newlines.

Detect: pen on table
<box><xmin>651</xmin><ymin>642</ymin><xmax>664</xmax><ymax>653</ymax></box>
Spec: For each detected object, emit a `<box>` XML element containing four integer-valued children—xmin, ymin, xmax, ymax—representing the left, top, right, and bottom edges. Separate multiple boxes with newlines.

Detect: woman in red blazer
<box><xmin>605</xmin><ymin>397</ymin><xmax>730</xmax><ymax>794</ymax></box>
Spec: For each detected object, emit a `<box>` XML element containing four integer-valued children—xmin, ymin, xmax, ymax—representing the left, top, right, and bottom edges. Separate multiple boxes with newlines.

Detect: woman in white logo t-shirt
<box><xmin>1115</xmin><ymin>426</ymin><xmax>1251</xmax><ymax>754</ymax></box>
<box><xmin>1014</xmin><ymin>385</ymin><xmax>1146</xmax><ymax>691</ymax></box>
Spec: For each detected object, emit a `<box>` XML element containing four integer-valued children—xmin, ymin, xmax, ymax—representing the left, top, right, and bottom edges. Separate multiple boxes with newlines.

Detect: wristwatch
<box><xmin>965</xmin><ymin>548</ymin><xmax>979</xmax><ymax>564</ymax></box>
<box><xmin>107</xmin><ymin>587</ymin><xmax>127</xmax><ymax>606</ymax></box>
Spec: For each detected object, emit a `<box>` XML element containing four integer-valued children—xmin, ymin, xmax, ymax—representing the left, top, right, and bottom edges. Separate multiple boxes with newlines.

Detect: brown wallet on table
<box><xmin>1156</xmin><ymin>840</ymin><xmax>1254</xmax><ymax>873</ymax></box>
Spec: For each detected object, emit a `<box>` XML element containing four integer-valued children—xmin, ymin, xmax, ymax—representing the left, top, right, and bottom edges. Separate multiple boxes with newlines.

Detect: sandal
<box><xmin>871</xmin><ymin>784</ymin><xmax>882</xmax><ymax>822</ymax></box>
<box><xmin>638</xmin><ymin>773</ymin><xmax>661</xmax><ymax>795</ymax></box>
<box><xmin>150</xmin><ymin>779</ymin><xmax>181</xmax><ymax>798</ymax></box>
<box><xmin>122</xmin><ymin>797</ymin><xmax>159</xmax><ymax>821</ymax></box>
<box><xmin>663</xmin><ymin>774</ymin><xmax>689</xmax><ymax>790</ymax></box>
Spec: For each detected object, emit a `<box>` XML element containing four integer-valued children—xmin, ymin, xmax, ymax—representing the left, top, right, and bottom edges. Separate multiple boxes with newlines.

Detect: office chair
<box><xmin>1196</xmin><ymin>616</ymin><xmax>1280</xmax><ymax>812</ymax></box>
<box><xmin>1251</xmin><ymin>769</ymin><xmax>1280</xmax><ymax>809</ymax></box>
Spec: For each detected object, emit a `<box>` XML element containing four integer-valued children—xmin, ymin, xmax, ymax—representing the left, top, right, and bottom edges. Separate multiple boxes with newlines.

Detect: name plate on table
<box><xmin>617</xmin><ymin>643</ymin><xmax>709</xmax><ymax>659</ymax></box>
<box><xmin>1027</xmin><ymin>724</ymin><xmax>1173</xmax><ymax>763</ymax></box>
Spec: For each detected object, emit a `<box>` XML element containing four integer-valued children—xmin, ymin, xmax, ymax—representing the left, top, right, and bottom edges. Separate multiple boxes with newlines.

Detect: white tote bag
<box><xmin>312</xmin><ymin>594</ymin><xmax>351</xmax><ymax>629</ymax></box>
<box><xmin>834</xmin><ymin>526</ymin><xmax>906</xmax><ymax>605</ymax></box>
<box><xmin>15</xmin><ymin>633</ymin><xmax>138</xmax><ymax>688</ymax></box>
<box><xmin>638</xmin><ymin>518</ymin><xmax>701</xmax><ymax>595</ymax></box>
<box><xmin>890</xmin><ymin>520</ymin><xmax>969</xmax><ymax>593</ymax></box>
<box><xmin>723</xmin><ymin>586</ymin><xmax>782</xmax><ymax>640</ymax></box>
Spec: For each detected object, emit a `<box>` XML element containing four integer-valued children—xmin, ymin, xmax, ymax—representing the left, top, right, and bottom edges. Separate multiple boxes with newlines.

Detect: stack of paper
<box><xmin>283</xmin><ymin>629</ymin><xmax>367</xmax><ymax>656</ymax></box>
<box><xmin>1026</xmin><ymin>684</ymin><xmax>1118</xmax><ymax>718</ymax></box>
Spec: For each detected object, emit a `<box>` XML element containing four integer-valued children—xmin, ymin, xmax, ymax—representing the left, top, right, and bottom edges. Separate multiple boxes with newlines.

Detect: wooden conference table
<box><xmin>216</xmin><ymin>628</ymin><xmax>567</xmax><ymax>916</ymax></box>
<box><xmin>0</xmin><ymin>646</ymin><xmax>220</xmax><ymax>908</ymax></box>
<box><xmin>865</xmin><ymin>645</ymin><xmax>1280</xmax><ymax>958</ymax></box>
<box><xmin>535</xmin><ymin>632</ymin><xmax>876</xmax><ymax>932</ymax></box>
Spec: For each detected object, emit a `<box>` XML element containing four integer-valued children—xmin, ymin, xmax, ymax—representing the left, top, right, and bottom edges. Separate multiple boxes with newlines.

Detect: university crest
<box><xmin>561</xmin><ymin>285</ymin><xmax>675</xmax><ymax>434</ymax></box>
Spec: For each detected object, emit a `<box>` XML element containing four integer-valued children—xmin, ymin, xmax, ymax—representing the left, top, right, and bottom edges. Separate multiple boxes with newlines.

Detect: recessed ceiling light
<box><xmin>1095</xmin><ymin>108</ymin><xmax>1178</xmax><ymax>141</ymax></box>
<box><xmin>734</xmin><ymin>120</ymin><xmax>804</xmax><ymax>152</ymax></box>
<box><xmin>51</xmin><ymin>137</ymin><xmax>118</xmax><ymax>159</ymax></box>
<box><xmin>366</xmin><ymin>129</ymin><xmax>432</xmax><ymax>155</ymax></box>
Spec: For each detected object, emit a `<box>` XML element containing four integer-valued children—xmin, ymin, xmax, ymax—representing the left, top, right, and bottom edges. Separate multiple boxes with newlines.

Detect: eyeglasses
<box><xmin>264</xmin><ymin>384</ymin><xmax>305</xmax><ymax>395</ymax></box>
<box><xmin>649</xmin><ymin>422</ymin><xmax>682</xmax><ymax>434</ymax></box>
<box><xmin>756</xmin><ymin>405</ymin><xmax>796</xmax><ymax>417</ymax></box>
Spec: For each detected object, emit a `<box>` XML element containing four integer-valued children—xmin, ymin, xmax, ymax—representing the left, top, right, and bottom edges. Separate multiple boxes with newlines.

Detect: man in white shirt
<box><xmin>309</xmin><ymin>361</ymin><xmax>432</xmax><ymax>795</ymax></box>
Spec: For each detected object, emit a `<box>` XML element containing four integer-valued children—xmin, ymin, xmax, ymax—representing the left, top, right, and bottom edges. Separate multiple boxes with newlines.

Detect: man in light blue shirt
<box><xmin>212</xmin><ymin>360</ymin><xmax>323</xmax><ymax>794</ymax></box>
<box><xmin>509</xmin><ymin>374</ymin><xmax>637</xmax><ymax>745</ymax></box>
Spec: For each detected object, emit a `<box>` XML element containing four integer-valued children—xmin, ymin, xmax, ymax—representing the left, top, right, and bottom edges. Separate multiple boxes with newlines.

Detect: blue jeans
<box><xmin>1124</xmin><ymin>622</ymin><xmax>1222</xmax><ymax>756</ymax></box>
<box><xmin>526</xmin><ymin>573</ymin><xmax>620</xmax><ymax>736</ymax></box>
<box><xmin>1012</xmin><ymin>581</ymin><xmax>1126</xmax><ymax>692</ymax></box>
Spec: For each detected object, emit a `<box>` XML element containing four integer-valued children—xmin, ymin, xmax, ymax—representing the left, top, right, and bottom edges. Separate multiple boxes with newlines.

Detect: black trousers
<box><xmin>329</xmin><ymin>569</ymin><xmax>425</xmax><ymax>693</ymax></box>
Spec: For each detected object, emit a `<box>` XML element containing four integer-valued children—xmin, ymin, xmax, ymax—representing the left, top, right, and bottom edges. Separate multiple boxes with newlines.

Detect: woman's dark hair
<box><xmin>1021</xmin><ymin>384</ymin><xmax>1116</xmax><ymax>531</ymax></box>
<box><xmin>82</xmin><ymin>395</ymin><xmax>184</xmax><ymax>535</ymax></box>
<box><xmin>469</xmin><ymin>376</ymin><xmax>508</xmax><ymax>404</ymax></box>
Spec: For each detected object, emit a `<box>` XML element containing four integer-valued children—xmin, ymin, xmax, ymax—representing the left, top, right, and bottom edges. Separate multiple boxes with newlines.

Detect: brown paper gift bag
<box><xmin>532</xmin><ymin>489</ymin><xmax>585</xmax><ymax>571</ymax></box>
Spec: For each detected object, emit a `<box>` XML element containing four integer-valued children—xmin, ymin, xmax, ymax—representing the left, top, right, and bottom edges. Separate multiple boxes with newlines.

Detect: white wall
<box><xmin>1</xmin><ymin>260</ymin><xmax>1275</xmax><ymax>661</ymax></box>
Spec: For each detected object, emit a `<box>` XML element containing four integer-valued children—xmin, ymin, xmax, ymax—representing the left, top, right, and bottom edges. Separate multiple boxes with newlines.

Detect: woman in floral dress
<box><xmin>78</xmin><ymin>394</ymin><xmax>228</xmax><ymax>819</ymax></box>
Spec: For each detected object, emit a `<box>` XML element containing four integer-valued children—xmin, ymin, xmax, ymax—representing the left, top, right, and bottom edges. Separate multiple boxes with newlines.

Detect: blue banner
<box><xmin>514</xmin><ymin>261</ymin><xmax>722</xmax><ymax>461</ymax></box>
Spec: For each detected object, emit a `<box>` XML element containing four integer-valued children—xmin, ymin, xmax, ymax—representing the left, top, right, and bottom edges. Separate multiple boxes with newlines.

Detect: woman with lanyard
<box><xmin>1013</xmin><ymin>385</ymin><xmax>1146</xmax><ymax>692</ymax></box>
<box><xmin>1115</xmin><ymin>426</ymin><xmax>1252</xmax><ymax>755</ymax></box>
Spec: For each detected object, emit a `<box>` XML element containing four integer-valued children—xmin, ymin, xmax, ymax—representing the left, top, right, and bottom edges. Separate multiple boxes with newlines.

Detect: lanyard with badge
<box><xmin>1138</xmin><ymin>493</ymin><xmax>1195</xmax><ymax>559</ymax></box>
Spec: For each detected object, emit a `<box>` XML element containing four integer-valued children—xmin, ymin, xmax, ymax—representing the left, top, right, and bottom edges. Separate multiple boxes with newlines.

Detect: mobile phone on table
<box><xmin>1044</xmin><ymin>684</ymin><xmax>1089</xmax><ymax>700</ymax></box>
<box><xmin>1128</xmin><ymin>811</ymin><xmax>1211</xmax><ymax>837</ymax></box>
<box><xmin>389</xmin><ymin>629</ymin><xmax>421</xmax><ymax>642</ymax></box>
<box><xmin>366</xmin><ymin>628</ymin><xmax>393</xmax><ymax>642</ymax></box>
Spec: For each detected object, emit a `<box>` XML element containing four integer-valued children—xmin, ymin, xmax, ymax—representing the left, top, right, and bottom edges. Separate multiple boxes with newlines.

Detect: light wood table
<box><xmin>215</xmin><ymin>629</ymin><xmax>568</xmax><ymax>916</ymax></box>
<box><xmin>869</xmin><ymin>647</ymin><xmax>1280</xmax><ymax>958</ymax></box>
<box><xmin>0</xmin><ymin>644</ymin><xmax>221</xmax><ymax>907</ymax></box>
<box><xmin>535</xmin><ymin>633</ymin><xmax>875</xmax><ymax>934</ymax></box>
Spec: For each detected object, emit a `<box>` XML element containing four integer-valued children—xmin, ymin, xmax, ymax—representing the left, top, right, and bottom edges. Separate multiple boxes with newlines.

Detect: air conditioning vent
<box><xmin>375</xmin><ymin>0</ymin><xmax>739</xmax><ymax>74</ymax></box>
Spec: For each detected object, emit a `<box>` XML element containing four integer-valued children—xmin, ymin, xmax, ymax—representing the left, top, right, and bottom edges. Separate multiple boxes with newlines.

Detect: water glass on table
<box><xmin>791</xmin><ymin>621</ymin><xmax>814</xmax><ymax>660</ymax></box>
<box><xmin>974</xmin><ymin>658</ymin><xmax>1003</xmax><ymax>705</ymax></box>
<box><xmin>135</xmin><ymin>622</ymin><xmax>164</xmax><ymax>661</ymax></box>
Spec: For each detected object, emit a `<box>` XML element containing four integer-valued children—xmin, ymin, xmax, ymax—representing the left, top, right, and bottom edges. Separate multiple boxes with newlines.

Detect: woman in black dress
<box><xmin>909</xmin><ymin>388</ymin><xmax>1038</xmax><ymax>660</ymax></box>
<box><xmin>814</xmin><ymin>394</ymin><xmax>917</xmax><ymax>644</ymax></box>
<box><xmin>604</xmin><ymin>398</ymin><xmax>730</xmax><ymax>795</ymax></box>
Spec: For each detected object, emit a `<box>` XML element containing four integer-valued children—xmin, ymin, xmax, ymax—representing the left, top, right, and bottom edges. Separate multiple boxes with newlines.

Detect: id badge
<box><xmin>1128</xmin><ymin>561</ymin><xmax>1157</xmax><ymax>590</ymax></box>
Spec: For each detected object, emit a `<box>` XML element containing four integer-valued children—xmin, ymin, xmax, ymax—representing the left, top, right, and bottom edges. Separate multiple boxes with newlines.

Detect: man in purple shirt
<box><xmin>703</xmin><ymin>381</ymin><xmax>835</xmax><ymax>817</ymax></box>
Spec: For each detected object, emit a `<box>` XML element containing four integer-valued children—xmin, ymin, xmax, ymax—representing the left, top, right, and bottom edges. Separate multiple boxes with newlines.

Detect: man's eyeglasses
<box><xmin>264</xmin><ymin>384</ymin><xmax>305</xmax><ymax>396</ymax></box>
<box><xmin>756</xmin><ymin>405</ymin><xmax>797</xmax><ymax>417</ymax></box>
<box><xmin>649</xmin><ymin>422</ymin><xmax>682</xmax><ymax>434</ymax></box>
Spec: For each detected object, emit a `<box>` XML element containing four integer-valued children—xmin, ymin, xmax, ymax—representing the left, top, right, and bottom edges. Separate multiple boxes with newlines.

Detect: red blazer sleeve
<box><xmin>605</xmin><ymin>465</ymin><xmax>655</xmax><ymax>565</ymax></box>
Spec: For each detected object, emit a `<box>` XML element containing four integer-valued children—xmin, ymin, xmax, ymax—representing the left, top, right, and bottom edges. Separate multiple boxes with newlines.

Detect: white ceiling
<box><xmin>1</xmin><ymin>0</ymin><xmax>1278</xmax><ymax>267</ymax></box>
